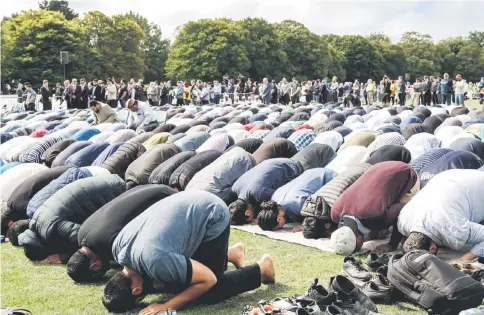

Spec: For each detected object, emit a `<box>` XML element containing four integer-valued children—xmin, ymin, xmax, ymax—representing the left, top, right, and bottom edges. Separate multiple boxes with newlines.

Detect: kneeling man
<box><xmin>103</xmin><ymin>190</ymin><xmax>275</xmax><ymax>314</ymax></box>
<box><xmin>399</xmin><ymin>169</ymin><xmax>484</xmax><ymax>261</ymax></box>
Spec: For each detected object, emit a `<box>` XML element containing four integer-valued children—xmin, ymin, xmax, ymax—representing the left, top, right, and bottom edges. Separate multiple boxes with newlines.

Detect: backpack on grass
<box><xmin>388</xmin><ymin>250</ymin><xmax>484</xmax><ymax>315</ymax></box>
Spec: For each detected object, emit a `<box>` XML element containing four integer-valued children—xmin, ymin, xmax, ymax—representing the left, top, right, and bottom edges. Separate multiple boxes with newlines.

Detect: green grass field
<box><xmin>1</xmin><ymin>230</ymin><xmax>425</xmax><ymax>315</ymax></box>
<box><xmin>2</xmin><ymin>100</ymin><xmax>482</xmax><ymax>315</ymax></box>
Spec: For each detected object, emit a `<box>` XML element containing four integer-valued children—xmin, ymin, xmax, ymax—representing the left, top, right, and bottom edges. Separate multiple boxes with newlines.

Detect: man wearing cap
<box><xmin>126</xmin><ymin>99</ymin><xmax>156</xmax><ymax>131</ymax></box>
<box><xmin>330</xmin><ymin>162</ymin><xmax>417</xmax><ymax>255</ymax></box>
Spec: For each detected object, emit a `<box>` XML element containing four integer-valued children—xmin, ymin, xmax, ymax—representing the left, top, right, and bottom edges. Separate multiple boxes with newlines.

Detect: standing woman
<box><xmin>300</xmin><ymin>81</ymin><xmax>308</xmax><ymax>103</ymax></box>
<box><xmin>147</xmin><ymin>82</ymin><xmax>154</xmax><ymax>105</ymax></box>
<box><xmin>290</xmin><ymin>80</ymin><xmax>301</xmax><ymax>105</ymax></box>
<box><xmin>184</xmin><ymin>82</ymin><xmax>191</xmax><ymax>105</ymax></box>
<box><xmin>252</xmin><ymin>81</ymin><xmax>260</xmax><ymax>102</ymax></box>
<box><xmin>106</xmin><ymin>79</ymin><xmax>118</xmax><ymax>108</ymax></box>
<box><xmin>306</xmin><ymin>81</ymin><xmax>313</xmax><ymax>103</ymax></box>
<box><xmin>281</xmin><ymin>78</ymin><xmax>290</xmax><ymax>105</ymax></box>
<box><xmin>366</xmin><ymin>79</ymin><xmax>375</xmax><ymax>105</ymax></box>
<box><xmin>16</xmin><ymin>83</ymin><xmax>24</xmax><ymax>104</ymax></box>
<box><xmin>390</xmin><ymin>80</ymin><xmax>396</xmax><ymax>105</ymax></box>
<box><xmin>455</xmin><ymin>74</ymin><xmax>466</xmax><ymax>106</ymax></box>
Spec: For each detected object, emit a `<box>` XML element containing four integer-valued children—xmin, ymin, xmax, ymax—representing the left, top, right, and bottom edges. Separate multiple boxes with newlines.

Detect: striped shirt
<box><xmin>19</xmin><ymin>136</ymin><xmax>64</xmax><ymax>163</ymax></box>
<box><xmin>365</xmin><ymin>132</ymin><xmax>405</xmax><ymax>158</ymax></box>
<box><xmin>409</xmin><ymin>148</ymin><xmax>454</xmax><ymax>175</ymax></box>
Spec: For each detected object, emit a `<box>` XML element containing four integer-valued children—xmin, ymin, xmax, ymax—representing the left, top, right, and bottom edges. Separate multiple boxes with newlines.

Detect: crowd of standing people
<box><xmin>7</xmin><ymin>74</ymin><xmax>484</xmax><ymax>112</ymax></box>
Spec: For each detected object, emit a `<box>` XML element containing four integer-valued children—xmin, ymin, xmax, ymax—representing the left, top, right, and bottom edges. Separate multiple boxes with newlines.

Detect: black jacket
<box><xmin>149</xmin><ymin>150</ymin><xmax>196</xmax><ymax>185</ymax></box>
<box><xmin>101</xmin><ymin>142</ymin><xmax>146</xmax><ymax>178</ymax></box>
<box><xmin>169</xmin><ymin>150</ymin><xmax>222</xmax><ymax>190</ymax></box>
<box><xmin>78</xmin><ymin>185</ymin><xmax>176</xmax><ymax>262</ymax></box>
<box><xmin>1</xmin><ymin>166</ymin><xmax>71</xmax><ymax>235</ymax></box>
<box><xmin>80</xmin><ymin>84</ymin><xmax>89</xmax><ymax>107</ymax></box>
<box><xmin>93</xmin><ymin>86</ymin><xmax>104</xmax><ymax>102</ymax></box>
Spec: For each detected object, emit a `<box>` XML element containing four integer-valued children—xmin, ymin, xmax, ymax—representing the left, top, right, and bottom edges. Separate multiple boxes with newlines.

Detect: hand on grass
<box><xmin>374</xmin><ymin>244</ymin><xmax>395</xmax><ymax>253</ymax></box>
<box><xmin>138</xmin><ymin>303</ymin><xmax>169</xmax><ymax>315</ymax></box>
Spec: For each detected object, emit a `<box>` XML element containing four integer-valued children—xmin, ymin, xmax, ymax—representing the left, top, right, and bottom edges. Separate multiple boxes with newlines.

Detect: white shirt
<box><xmin>127</xmin><ymin>101</ymin><xmax>155</xmax><ymax>128</ymax></box>
<box><xmin>397</xmin><ymin>169</ymin><xmax>484</xmax><ymax>256</ymax></box>
<box><xmin>455</xmin><ymin>80</ymin><xmax>466</xmax><ymax>95</ymax></box>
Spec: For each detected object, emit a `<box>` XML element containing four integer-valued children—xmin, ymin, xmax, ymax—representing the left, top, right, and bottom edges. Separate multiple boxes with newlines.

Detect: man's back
<box><xmin>398</xmin><ymin>169</ymin><xmax>484</xmax><ymax>248</ymax></box>
<box><xmin>112</xmin><ymin>190</ymin><xmax>229</xmax><ymax>283</ymax></box>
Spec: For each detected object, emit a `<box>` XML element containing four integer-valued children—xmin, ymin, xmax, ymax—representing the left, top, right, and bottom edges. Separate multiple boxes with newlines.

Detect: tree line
<box><xmin>1</xmin><ymin>1</ymin><xmax>484</xmax><ymax>86</ymax></box>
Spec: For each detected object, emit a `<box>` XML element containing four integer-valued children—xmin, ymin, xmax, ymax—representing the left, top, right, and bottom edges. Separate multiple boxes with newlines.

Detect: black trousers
<box><xmin>107</xmin><ymin>100</ymin><xmax>117</xmax><ymax>108</ymax></box>
<box><xmin>423</xmin><ymin>91</ymin><xmax>431</xmax><ymax>105</ymax></box>
<box><xmin>398</xmin><ymin>92</ymin><xmax>406</xmax><ymax>106</ymax></box>
<box><xmin>431</xmin><ymin>92</ymin><xmax>438</xmax><ymax>105</ymax></box>
<box><xmin>193</xmin><ymin>225</ymin><xmax>261</xmax><ymax>304</ymax></box>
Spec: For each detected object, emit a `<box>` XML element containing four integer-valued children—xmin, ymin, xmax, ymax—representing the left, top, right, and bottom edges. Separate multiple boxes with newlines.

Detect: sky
<box><xmin>3</xmin><ymin>0</ymin><xmax>483</xmax><ymax>42</ymax></box>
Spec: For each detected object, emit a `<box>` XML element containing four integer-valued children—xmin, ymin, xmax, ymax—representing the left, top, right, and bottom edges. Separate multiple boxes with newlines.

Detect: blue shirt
<box><xmin>112</xmin><ymin>191</ymin><xmax>229</xmax><ymax>285</ymax></box>
<box><xmin>272</xmin><ymin>168</ymin><xmax>337</xmax><ymax>218</ymax></box>
<box><xmin>232</xmin><ymin>158</ymin><xmax>300</xmax><ymax>204</ymax></box>
<box><xmin>440</xmin><ymin>79</ymin><xmax>452</xmax><ymax>94</ymax></box>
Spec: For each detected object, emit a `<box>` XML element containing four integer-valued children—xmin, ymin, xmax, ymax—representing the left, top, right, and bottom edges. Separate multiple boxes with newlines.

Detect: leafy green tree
<box><xmin>455</xmin><ymin>43</ymin><xmax>484</xmax><ymax>81</ymax></box>
<box><xmin>236</xmin><ymin>18</ymin><xmax>288</xmax><ymax>81</ymax></box>
<box><xmin>327</xmin><ymin>45</ymin><xmax>346</xmax><ymax>81</ymax></box>
<box><xmin>274</xmin><ymin>20</ymin><xmax>330</xmax><ymax>81</ymax></box>
<box><xmin>398</xmin><ymin>31</ymin><xmax>440</xmax><ymax>79</ymax></box>
<box><xmin>367</xmin><ymin>36</ymin><xmax>406</xmax><ymax>79</ymax></box>
<box><xmin>165</xmin><ymin>18</ymin><xmax>250</xmax><ymax>81</ymax></box>
<box><xmin>123</xmin><ymin>12</ymin><xmax>170</xmax><ymax>82</ymax></box>
<box><xmin>367</xmin><ymin>33</ymin><xmax>391</xmax><ymax>44</ymax></box>
<box><xmin>469</xmin><ymin>31</ymin><xmax>484</xmax><ymax>48</ymax></box>
<box><xmin>330</xmin><ymin>35</ymin><xmax>385</xmax><ymax>81</ymax></box>
<box><xmin>1</xmin><ymin>10</ymin><xmax>87</xmax><ymax>83</ymax></box>
<box><xmin>82</xmin><ymin>12</ymin><xmax>146</xmax><ymax>80</ymax></box>
<box><xmin>38</xmin><ymin>0</ymin><xmax>78</xmax><ymax>20</ymax></box>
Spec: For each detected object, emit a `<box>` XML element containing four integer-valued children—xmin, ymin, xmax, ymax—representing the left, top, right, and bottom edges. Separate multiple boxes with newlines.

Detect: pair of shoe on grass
<box><xmin>340</xmin><ymin>255</ymin><xmax>392</xmax><ymax>304</ymax></box>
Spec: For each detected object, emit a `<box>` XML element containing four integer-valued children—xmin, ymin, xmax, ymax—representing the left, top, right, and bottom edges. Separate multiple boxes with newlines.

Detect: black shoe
<box><xmin>325</xmin><ymin>304</ymin><xmax>356</xmax><ymax>315</ymax></box>
<box><xmin>296</xmin><ymin>299</ymin><xmax>323</xmax><ymax>315</ymax></box>
<box><xmin>372</xmin><ymin>274</ymin><xmax>391</xmax><ymax>292</ymax></box>
<box><xmin>375</xmin><ymin>265</ymin><xmax>388</xmax><ymax>277</ymax></box>
<box><xmin>361</xmin><ymin>281</ymin><xmax>391</xmax><ymax>303</ymax></box>
<box><xmin>341</xmin><ymin>257</ymin><xmax>371</xmax><ymax>281</ymax></box>
<box><xmin>329</xmin><ymin>276</ymin><xmax>378</xmax><ymax>313</ymax></box>
<box><xmin>300</xmin><ymin>279</ymin><xmax>337</xmax><ymax>308</ymax></box>
<box><xmin>366</xmin><ymin>253</ymin><xmax>390</xmax><ymax>272</ymax></box>
<box><xmin>345</xmin><ymin>276</ymin><xmax>367</xmax><ymax>289</ymax></box>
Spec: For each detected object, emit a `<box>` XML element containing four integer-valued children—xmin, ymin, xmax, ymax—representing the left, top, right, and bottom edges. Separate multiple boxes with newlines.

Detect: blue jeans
<box><xmin>455</xmin><ymin>94</ymin><xmax>464</xmax><ymax>105</ymax></box>
<box><xmin>441</xmin><ymin>93</ymin><xmax>451</xmax><ymax>105</ymax></box>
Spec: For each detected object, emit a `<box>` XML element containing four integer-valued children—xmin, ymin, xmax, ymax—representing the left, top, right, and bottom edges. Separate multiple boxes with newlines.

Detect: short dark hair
<box><xmin>102</xmin><ymin>272</ymin><xmax>137</xmax><ymax>313</ymax></box>
<box><xmin>257</xmin><ymin>201</ymin><xmax>279</xmax><ymax>231</ymax></box>
<box><xmin>403</xmin><ymin>232</ymin><xmax>432</xmax><ymax>253</ymax></box>
<box><xmin>24</xmin><ymin>244</ymin><xmax>50</xmax><ymax>261</ymax></box>
<box><xmin>229</xmin><ymin>199</ymin><xmax>247</xmax><ymax>225</ymax></box>
<box><xmin>67</xmin><ymin>250</ymin><xmax>106</xmax><ymax>283</ymax></box>
<box><xmin>302</xmin><ymin>217</ymin><xmax>337</xmax><ymax>239</ymax></box>
<box><xmin>89</xmin><ymin>100</ymin><xmax>98</xmax><ymax>107</ymax></box>
<box><xmin>6</xmin><ymin>220</ymin><xmax>30</xmax><ymax>247</ymax></box>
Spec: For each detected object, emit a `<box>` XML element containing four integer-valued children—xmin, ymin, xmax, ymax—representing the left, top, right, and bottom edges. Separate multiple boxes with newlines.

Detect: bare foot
<box><xmin>258</xmin><ymin>254</ymin><xmax>275</xmax><ymax>284</ymax></box>
<box><xmin>228</xmin><ymin>242</ymin><xmax>245</xmax><ymax>269</ymax></box>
